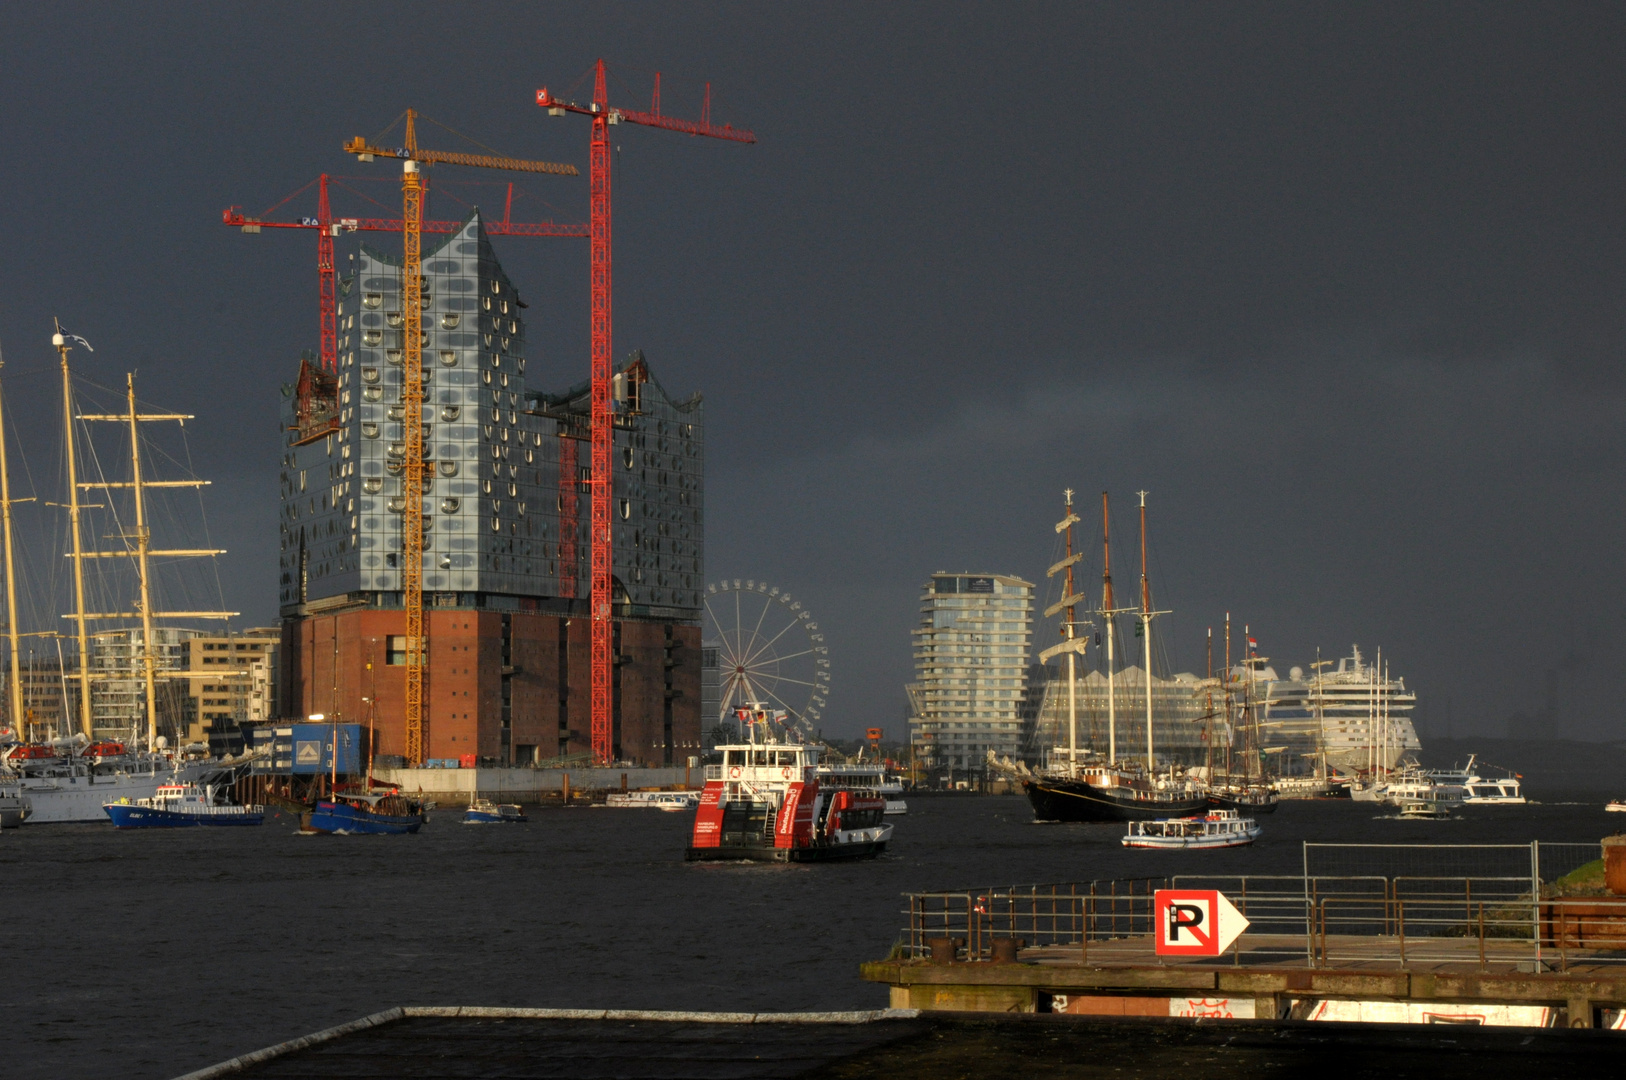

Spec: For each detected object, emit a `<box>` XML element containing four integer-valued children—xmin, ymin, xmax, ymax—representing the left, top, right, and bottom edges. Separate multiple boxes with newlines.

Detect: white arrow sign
<box><xmin>1154</xmin><ymin>889</ymin><xmax>1251</xmax><ymax>957</ymax></box>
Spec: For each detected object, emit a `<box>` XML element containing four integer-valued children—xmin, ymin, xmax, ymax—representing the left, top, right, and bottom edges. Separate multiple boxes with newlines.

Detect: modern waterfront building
<box><xmin>277</xmin><ymin>211</ymin><xmax>703</xmax><ymax>767</ymax></box>
<box><xmin>907</xmin><ymin>573</ymin><xmax>1034</xmax><ymax>776</ymax></box>
<box><xmin>88</xmin><ymin>627</ymin><xmax>203</xmax><ymax>744</ymax></box>
<box><xmin>181</xmin><ymin>628</ymin><xmax>281</xmax><ymax>754</ymax></box>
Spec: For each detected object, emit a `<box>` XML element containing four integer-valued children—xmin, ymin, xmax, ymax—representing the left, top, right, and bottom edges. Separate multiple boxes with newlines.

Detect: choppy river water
<box><xmin>3</xmin><ymin>793</ymin><xmax>1618</xmax><ymax>1079</ymax></box>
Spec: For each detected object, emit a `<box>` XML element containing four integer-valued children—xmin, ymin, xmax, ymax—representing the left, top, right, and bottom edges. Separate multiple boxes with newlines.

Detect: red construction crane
<box><xmin>223</xmin><ymin>173</ymin><xmax>589</xmax><ymax>373</ymax></box>
<box><xmin>537</xmin><ymin>60</ymin><xmax>755</xmax><ymax>765</ymax></box>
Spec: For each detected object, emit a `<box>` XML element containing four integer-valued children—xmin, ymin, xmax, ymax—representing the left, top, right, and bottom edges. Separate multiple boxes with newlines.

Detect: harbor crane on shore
<box><xmin>537</xmin><ymin>60</ymin><xmax>755</xmax><ymax>764</ymax></box>
<box><xmin>344</xmin><ymin>110</ymin><xmax>578</xmax><ymax>765</ymax></box>
<box><xmin>221</xmin><ymin>174</ymin><xmax>588</xmax><ymax>374</ymax></box>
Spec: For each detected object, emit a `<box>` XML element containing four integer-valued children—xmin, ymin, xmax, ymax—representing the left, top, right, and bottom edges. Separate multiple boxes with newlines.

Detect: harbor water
<box><xmin>4</xmin><ymin>795</ymin><xmax>1620</xmax><ymax>1079</ymax></box>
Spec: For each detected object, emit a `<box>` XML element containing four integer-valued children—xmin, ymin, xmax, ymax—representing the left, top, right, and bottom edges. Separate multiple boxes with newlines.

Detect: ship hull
<box><xmin>301</xmin><ymin>800</ymin><xmax>423</xmax><ymax>835</ymax></box>
<box><xmin>685</xmin><ymin>838</ymin><xmax>888</xmax><ymax>863</ymax></box>
<box><xmin>104</xmin><ymin>804</ymin><xmax>264</xmax><ymax>828</ymax></box>
<box><xmin>19</xmin><ymin>771</ymin><xmax>169</xmax><ymax>824</ymax></box>
<box><xmin>1024</xmin><ymin>778</ymin><xmax>1210</xmax><ymax>823</ymax></box>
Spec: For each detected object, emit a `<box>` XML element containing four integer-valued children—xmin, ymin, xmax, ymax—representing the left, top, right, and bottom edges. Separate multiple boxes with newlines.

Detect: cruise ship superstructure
<box><xmin>1259</xmin><ymin>646</ymin><xmax>1420</xmax><ymax>777</ymax></box>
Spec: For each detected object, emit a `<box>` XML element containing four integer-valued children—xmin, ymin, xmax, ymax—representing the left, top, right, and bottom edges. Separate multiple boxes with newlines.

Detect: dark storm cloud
<box><xmin>0</xmin><ymin>2</ymin><xmax>1620</xmax><ymax>738</ymax></box>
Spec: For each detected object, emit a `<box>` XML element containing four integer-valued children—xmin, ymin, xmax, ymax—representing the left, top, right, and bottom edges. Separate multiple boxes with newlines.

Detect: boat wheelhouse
<box><xmin>689</xmin><ymin>712</ymin><xmax>891</xmax><ymax>863</ymax></box>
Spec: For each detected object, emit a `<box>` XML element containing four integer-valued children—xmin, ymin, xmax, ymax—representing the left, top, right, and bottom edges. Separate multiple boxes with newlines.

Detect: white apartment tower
<box><xmin>908</xmin><ymin>573</ymin><xmax>1034</xmax><ymax>774</ymax></box>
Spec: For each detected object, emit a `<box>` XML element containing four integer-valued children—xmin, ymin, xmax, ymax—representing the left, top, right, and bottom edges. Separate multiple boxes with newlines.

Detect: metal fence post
<box><xmin>1302</xmin><ymin>842</ymin><xmax>1313</xmax><ymax>966</ymax></box>
<box><xmin>1531</xmin><ymin>840</ymin><xmax>1543</xmax><ymax>971</ymax></box>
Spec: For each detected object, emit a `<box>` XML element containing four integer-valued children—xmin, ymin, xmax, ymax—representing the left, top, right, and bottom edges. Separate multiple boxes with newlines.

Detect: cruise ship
<box><xmin>1257</xmin><ymin>646</ymin><xmax>1420</xmax><ymax>777</ymax></box>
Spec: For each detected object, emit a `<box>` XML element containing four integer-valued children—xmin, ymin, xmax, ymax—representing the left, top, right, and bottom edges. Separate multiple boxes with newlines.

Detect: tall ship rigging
<box><xmin>1015</xmin><ymin>491</ymin><xmax>1208</xmax><ymax>823</ymax></box>
<box><xmin>0</xmin><ymin>324</ymin><xmax>232</xmax><ymax>822</ymax></box>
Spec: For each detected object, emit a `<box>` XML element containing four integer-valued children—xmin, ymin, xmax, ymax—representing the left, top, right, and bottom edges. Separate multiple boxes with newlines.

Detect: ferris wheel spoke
<box><xmin>757</xmin><ymin>647</ymin><xmax>814</xmax><ymax>664</ymax></box>
<box><xmin>740</xmin><ymin>617</ymin><xmax>803</xmax><ymax>668</ymax></box>
<box><xmin>739</xmin><ymin>593</ymin><xmax>774</xmax><ymax>670</ymax></box>
<box><xmin>759</xmin><ymin>674</ymin><xmax>819</xmax><ymax>688</ymax></box>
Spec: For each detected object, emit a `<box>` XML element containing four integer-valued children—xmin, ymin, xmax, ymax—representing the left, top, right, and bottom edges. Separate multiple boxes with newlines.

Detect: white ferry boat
<box><xmin>604</xmin><ymin>790</ymin><xmax>700</xmax><ymax>811</ymax></box>
<box><xmin>1122</xmin><ymin>809</ymin><xmax>1260</xmax><ymax>850</ymax></box>
<box><xmin>814</xmin><ymin>763</ymin><xmax>908</xmax><ymax>815</ymax></box>
<box><xmin>1433</xmin><ymin>756</ymin><xmax>1526</xmax><ymax>805</ymax></box>
<box><xmin>689</xmin><ymin>708</ymin><xmax>892</xmax><ymax>862</ymax></box>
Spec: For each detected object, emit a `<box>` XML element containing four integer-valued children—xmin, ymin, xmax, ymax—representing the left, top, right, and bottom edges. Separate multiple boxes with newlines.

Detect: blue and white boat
<box><xmin>301</xmin><ymin>789</ymin><xmax>425</xmax><ymax>835</ymax></box>
<box><xmin>104</xmin><ymin>782</ymin><xmax>264</xmax><ymax>828</ymax></box>
<box><xmin>463</xmin><ymin>799</ymin><xmax>527</xmax><ymax>824</ymax></box>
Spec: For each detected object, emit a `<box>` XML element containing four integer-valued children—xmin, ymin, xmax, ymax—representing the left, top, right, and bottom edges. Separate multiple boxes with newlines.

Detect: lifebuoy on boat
<box><xmin>728</xmin><ymin>766</ymin><xmax>741</xmax><ymax>779</ymax></box>
<box><xmin>781</xmin><ymin>767</ymin><xmax>792</xmax><ymax>780</ymax></box>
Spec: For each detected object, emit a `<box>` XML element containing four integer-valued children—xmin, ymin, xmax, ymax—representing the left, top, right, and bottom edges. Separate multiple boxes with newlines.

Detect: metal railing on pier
<box><xmin>898</xmin><ymin>841</ymin><xmax>1622</xmax><ymax>972</ymax></box>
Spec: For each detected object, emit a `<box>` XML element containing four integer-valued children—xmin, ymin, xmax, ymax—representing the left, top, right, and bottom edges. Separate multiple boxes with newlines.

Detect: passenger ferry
<box><xmin>1122</xmin><ymin>809</ymin><xmax>1260</xmax><ymax>850</ymax></box>
<box><xmin>689</xmin><ymin>708</ymin><xmax>892</xmax><ymax>863</ymax></box>
<box><xmin>1430</xmin><ymin>756</ymin><xmax>1526</xmax><ymax>805</ymax></box>
<box><xmin>104</xmin><ymin>781</ymin><xmax>264</xmax><ymax>828</ymax></box>
<box><xmin>604</xmin><ymin>790</ymin><xmax>700</xmax><ymax>811</ymax></box>
<box><xmin>814</xmin><ymin>763</ymin><xmax>907</xmax><ymax>815</ymax></box>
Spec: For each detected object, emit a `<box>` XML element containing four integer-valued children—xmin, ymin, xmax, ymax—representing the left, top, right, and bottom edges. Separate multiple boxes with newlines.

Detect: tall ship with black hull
<box><xmin>1018</xmin><ymin>491</ymin><xmax>1208</xmax><ymax>823</ymax></box>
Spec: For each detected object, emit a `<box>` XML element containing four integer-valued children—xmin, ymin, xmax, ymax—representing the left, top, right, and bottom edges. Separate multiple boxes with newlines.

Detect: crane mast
<box><xmin>401</xmin><ymin>118</ymin><xmax>425</xmax><ymax>765</ymax></box>
<box><xmin>345</xmin><ymin>110</ymin><xmax>577</xmax><ymax>765</ymax></box>
<box><xmin>537</xmin><ymin>61</ymin><xmax>755</xmax><ymax>764</ymax></box>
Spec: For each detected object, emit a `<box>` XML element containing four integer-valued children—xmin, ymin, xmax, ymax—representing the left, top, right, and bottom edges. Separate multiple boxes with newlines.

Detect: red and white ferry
<box><xmin>688</xmin><ymin>709</ymin><xmax>893</xmax><ymax>863</ymax></box>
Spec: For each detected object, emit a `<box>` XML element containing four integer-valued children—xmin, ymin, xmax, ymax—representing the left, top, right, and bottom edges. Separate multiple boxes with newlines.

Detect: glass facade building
<box><xmin>907</xmin><ymin>573</ymin><xmax>1034</xmax><ymax>773</ymax></box>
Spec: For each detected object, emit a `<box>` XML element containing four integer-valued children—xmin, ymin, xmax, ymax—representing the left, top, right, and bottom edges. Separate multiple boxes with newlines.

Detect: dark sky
<box><xmin>0</xmin><ymin>3</ymin><xmax>1621</xmax><ymax>741</ymax></box>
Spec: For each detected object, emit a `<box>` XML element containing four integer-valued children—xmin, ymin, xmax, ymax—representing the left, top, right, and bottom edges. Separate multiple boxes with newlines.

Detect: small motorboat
<box><xmin>463</xmin><ymin>799</ymin><xmax>527</xmax><ymax>824</ymax></box>
<box><xmin>1605</xmin><ymin>800</ymin><xmax>1626</xmax><ymax>813</ymax></box>
<box><xmin>1398</xmin><ymin>799</ymin><xmax>1452</xmax><ymax>820</ymax></box>
<box><xmin>1122</xmin><ymin>809</ymin><xmax>1260</xmax><ymax>850</ymax></box>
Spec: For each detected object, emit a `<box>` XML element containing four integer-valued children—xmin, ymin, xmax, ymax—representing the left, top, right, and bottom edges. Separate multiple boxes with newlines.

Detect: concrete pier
<box><xmin>372</xmin><ymin>765</ymin><xmax>696</xmax><ymax>800</ymax></box>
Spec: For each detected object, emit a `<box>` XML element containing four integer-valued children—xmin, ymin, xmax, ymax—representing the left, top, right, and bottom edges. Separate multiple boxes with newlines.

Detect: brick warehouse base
<box><xmin>280</xmin><ymin>605</ymin><xmax>700</xmax><ymax>767</ymax></box>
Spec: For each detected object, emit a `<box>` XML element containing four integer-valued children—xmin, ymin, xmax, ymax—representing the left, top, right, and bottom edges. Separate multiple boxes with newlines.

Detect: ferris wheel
<box><xmin>704</xmin><ymin>579</ymin><xmax>830</xmax><ymax>738</ymax></box>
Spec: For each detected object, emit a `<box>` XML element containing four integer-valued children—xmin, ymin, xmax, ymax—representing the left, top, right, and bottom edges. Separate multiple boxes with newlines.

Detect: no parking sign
<box><xmin>1154</xmin><ymin>890</ymin><xmax>1250</xmax><ymax>957</ymax></box>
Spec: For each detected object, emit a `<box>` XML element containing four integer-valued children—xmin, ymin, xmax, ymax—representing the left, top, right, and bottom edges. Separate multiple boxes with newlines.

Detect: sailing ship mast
<box><xmin>75</xmin><ymin>369</ymin><xmax>235</xmax><ymax>751</ymax></box>
<box><xmin>1312</xmin><ymin>648</ymin><xmax>1330</xmax><ymax>782</ymax></box>
<box><xmin>1099</xmin><ymin>492</ymin><xmax>1121</xmax><ymax>764</ymax></box>
<box><xmin>54</xmin><ymin>324</ymin><xmax>94</xmax><ymax>739</ymax></box>
<box><xmin>1041</xmin><ymin>490</ymin><xmax>1088</xmax><ymax>775</ymax></box>
<box><xmin>1136</xmin><ymin>492</ymin><xmax>1170</xmax><ymax>771</ymax></box>
<box><xmin>0</xmin><ymin>346</ymin><xmax>24</xmax><ymax>740</ymax></box>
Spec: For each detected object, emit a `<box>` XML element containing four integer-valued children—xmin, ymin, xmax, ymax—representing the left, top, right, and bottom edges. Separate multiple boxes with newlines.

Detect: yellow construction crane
<box><xmin>345</xmin><ymin>110</ymin><xmax>577</xmax><ymax>765</ymax></box>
